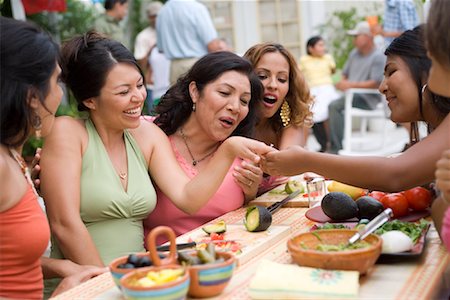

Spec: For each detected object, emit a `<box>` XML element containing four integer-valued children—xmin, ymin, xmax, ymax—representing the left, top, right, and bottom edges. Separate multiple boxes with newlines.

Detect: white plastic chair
<box><xmin>339</xmin><ymin>88</ymin><xmax>404</xmax><ymax>156</ymax></box>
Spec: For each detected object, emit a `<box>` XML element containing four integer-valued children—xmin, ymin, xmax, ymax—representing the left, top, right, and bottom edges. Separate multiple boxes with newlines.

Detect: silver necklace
<box><xmin>179</xmin><ymin>128</ymin><xmax>219</xmax><ymax>166</ymax></box>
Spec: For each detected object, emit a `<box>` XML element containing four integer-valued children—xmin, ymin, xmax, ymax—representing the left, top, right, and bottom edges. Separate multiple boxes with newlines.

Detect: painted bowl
<box><xmin>185</xmin><ymin>251</ymin><xmax>236</xmax><ymax>298</ymax></box>
<box><xmin>287</xmin><ymin>229</ymin><xmax>382</xmax><ymax>274</ymax></box>
<box><xmin>110</xmin><ymin>226</ymin><xmax>179</xmax><ymax>289</ymax></box>
<box><xmin>120</xmin><ymin>265</ymin><xmax>189</xmax><ymax>300</ymax></box>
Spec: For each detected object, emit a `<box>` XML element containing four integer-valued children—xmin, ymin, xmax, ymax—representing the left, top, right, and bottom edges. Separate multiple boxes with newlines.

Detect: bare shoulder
<box><xmin>129</xmin><ymin>118</ymin><xmax>170</xmax><ymax>161</ymax></box>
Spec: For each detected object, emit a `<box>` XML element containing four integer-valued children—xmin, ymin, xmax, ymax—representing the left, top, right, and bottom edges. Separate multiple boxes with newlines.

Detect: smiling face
<box><xmin>192</xmin><ymin>70</ymin><xmax>251</xmax><ymax>141</ymax></box>
<box><xmin>254</xmin><ymin>52</ymin><xmax>290</xmax><ymax>119</ymax></box>
<box><xmin>87</xmin><ymin>63</ymin><xmax>146</xmax><ymax>129</ymax></box>
<box><xmin>379</xmin><ymin>55</ymin><xmax>422</xmax><ymax>123</ymax></box>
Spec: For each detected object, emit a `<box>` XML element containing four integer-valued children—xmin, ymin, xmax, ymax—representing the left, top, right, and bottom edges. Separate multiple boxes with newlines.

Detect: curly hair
<box><xmin>154</xmin><ymin>51</ymin><xmax>263</xmax><ymax>138</ymax></box>
<box><xmin>243</xmin><ymin>42</ymin><xmax>313</xmax><ymax>132</ymax></box>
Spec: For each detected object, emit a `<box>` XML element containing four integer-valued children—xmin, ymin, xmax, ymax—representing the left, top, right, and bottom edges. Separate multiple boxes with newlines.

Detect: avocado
<box><xmin>244</xmin><ymin>205</ymin><xmax>272</xmax><ymax>232</ymax></box>
<box><xmin>202</xmin><ymin>220</ymin><xmax>227</xmax><ymax>235</ymax></box>
<box><xmin>356</xmin><ymin>196</ymin><xmax>384</xmax><ymax>220</ymax></box>
<box><xmin>285</xmin><ymin>180</ymin><xmax>304</xmax><ymax>194</ymax></box>
<box><xmin>321</xmin><ymin>192</ymin><xmax>358</xmax><ymax>221</ymax></box>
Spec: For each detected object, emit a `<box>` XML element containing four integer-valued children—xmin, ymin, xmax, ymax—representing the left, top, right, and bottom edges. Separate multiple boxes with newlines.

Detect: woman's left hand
<box><xmin>233</xmin><ymin>160</ymin><xmax>263</xmax><ymax>202</ymax></box>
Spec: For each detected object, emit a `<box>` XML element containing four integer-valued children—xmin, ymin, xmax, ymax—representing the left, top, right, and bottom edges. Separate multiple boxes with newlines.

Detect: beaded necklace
<box><xmin>9</xmin><ymin>148</ymin><xmax>40</xmax><ymax>198</ymax></box>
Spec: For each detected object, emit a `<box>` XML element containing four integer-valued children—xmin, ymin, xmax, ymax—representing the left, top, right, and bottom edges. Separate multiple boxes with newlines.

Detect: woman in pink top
<box><xmin>144</xmin><ymin>52</ymin><xmax>264</xmax><ymax>244</ymax></box>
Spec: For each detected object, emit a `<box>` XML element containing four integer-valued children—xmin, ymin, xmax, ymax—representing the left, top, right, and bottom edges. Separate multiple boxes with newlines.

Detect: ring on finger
<box><xmin>248</xmin><ymin>179</ymin><xmax>253</xmax><ymax>186</ymax></box>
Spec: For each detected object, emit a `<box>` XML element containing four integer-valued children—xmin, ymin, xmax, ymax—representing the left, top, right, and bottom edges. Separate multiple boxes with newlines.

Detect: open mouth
<box><xmin>124</xmin><ymin>107</ymin><xmax>141</xmax><ymax>116</ymax></box>
<box><xmin>263</xmin><ymin>95</ymin><xmax>277</xmax><ymax>104</ymax></box>
<box><xmin>219</xmin><ymin>117</ymin><xmax>235</xmax><ymax>127</ymax></box>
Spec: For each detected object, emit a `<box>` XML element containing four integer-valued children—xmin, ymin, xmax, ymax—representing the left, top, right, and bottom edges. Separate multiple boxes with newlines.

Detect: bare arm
<box><xmin>132</xmin><ymin>121</ymin><xmax>273</xmax><ymax>214</ymax></box>
<box><xmin>40</xmin><ymin>117</ymin><xmax>104</xmax><ymax>266</ymax></box>
<box><xmin>279</xmin><ymin>125</ymin><xmax>306</xmax><ymax>149</ymax></box>
<box><xmin>263</xmin><ymin>114</ymin><xmax>450</xmax><ymax>192</ymax></box>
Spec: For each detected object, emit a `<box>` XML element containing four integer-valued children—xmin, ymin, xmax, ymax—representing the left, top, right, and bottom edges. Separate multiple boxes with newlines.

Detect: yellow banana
<box><xmin>327</xmin><ymin>181</ymin><xmax>367</xmax><ymax>200</ymax></box>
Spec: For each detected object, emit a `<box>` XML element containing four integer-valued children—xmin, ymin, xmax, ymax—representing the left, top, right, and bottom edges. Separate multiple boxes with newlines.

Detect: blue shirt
<box><xmin>383</xmin><ymin>0</ymin><xmax>419</xmax><ymax>45</ymax></box>
<box><xmin>156</xmin><ymin>0</ymin><xmax>218</xmax><ymax>60</ymax></box>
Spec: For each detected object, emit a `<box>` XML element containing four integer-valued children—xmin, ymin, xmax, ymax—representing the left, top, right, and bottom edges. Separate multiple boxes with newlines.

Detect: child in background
<box><xmin>299</xmin><ymin>36</ymin><xmax>340</xmax><ymax>152</ymax></box>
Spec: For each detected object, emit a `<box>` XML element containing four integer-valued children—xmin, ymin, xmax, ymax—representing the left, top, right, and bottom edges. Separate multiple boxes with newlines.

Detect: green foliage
<box><xmin>27</xmin><ymin>0</ymin><xmax>98</xmax><ymax>42</ymax></box>
<box><xmin>22</xmin><ymin>137</ymin><xmax>43</xmax><ymax>158</ymax></box>
<box><xmin>318</xmin><ymin>8</ymin><xmax>363</xmax><ymax>70</ymax></box>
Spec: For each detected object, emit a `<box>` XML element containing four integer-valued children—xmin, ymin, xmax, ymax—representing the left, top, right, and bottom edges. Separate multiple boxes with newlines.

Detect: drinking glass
<box><xmin>306</xmin><ymin>178</ymin><xmax>326</xmax><ymax>208</ymax></box>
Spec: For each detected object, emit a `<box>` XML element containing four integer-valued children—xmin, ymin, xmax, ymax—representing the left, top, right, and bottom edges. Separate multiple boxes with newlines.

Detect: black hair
<box><xmin>385</xmin><ymin>25</ymin><xmax>450</xmax><ymax>124</ymax></box>
<box><xmin>306</xmin><ymin>36</ymin><xmax>323</xmax><ymax>55</ymax></box>
<box><xmin>60</xmin><ymin>31</ymin><xmax>143</xmax><ymax>111</ymax></box>
<box><xmin>104</xmin><ymin>0</ymin><xmax>128</xmax><ymax>10</ymax></box>
<box><xmin>154</xmin><ymin>51</ymin><xmax>263</xmax><ymax>138</ymax></box>
<box><xmin>0</xmin><ymin>17</ymin><xmax>59</xmax><ymax>147</ymax></box>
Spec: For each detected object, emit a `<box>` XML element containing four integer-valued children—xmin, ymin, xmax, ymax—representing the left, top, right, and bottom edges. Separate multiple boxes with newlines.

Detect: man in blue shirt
<box><xmin>156</xmin><ymin>0</ymin><xmax>229</xmax><ymax>84</ymax></box>
<box><xmin>375</xmin><ymin>0</ymin><xmax>419</xmax><ymax>45</ymax></box>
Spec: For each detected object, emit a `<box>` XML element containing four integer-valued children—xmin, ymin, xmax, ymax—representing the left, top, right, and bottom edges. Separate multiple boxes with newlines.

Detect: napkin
<box><xmin>249</xmin><ymin>260</ymin><xmax>359</xmax><ymax>299</ymax></box>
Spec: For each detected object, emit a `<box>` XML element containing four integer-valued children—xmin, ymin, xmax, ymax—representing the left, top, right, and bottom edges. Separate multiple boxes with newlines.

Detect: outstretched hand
<box><xmin>225</xmin><ymin>136</ymin><xmax>276</xmax><ymax>164</ymax></box>
<box><xmin>260</xmin><ymin>145</ymin><xmax>306</xmax><ymax>176</ymax></box>
<box><xmin>233</xmin><ymin>160</ymin><xmax>263</xmax><ymax>201</ymax></box>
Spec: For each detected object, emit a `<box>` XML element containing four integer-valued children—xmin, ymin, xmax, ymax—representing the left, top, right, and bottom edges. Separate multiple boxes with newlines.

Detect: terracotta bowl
<box><xmin>109</xmin><ymin>252</ymin><xmax>153</xmax><ymax>288</ymax></box>
<box><xmin>287</xmin><ymin>229</ymin><xmax>382</xmax><ymax>274</ymax></box>
<box><xmin>120</xmin><ymin>265</ymin><xmax>189</xmax><ymax>300</ymax></box>
<box><xmin>185</xmin><ymin>251</ymin><xmax>236</xmax><ymax>298</ymax></box>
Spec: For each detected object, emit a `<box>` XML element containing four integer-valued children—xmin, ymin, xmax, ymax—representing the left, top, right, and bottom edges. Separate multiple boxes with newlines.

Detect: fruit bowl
<box><xmin>120</xmin><ymin>265</ymin><xmax>189</xmax><ymax>300</ymax></box>
<box><xmin>184</xmin><ymin>251</ymin><xmax>236</xmax><ymax>298</ymax></box>
<box><xmin>287</xmin><ymin>229</ymin><xmax>382</xmax><ymax>274</ymax></box>
<box><xmin>109</xmin><ymin>226</ymin><xmax>178</xmax><ymax>289</ymax></box>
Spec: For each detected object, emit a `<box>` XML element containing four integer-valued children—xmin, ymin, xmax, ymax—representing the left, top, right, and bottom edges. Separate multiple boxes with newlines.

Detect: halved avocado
<box><xmin>244</xmin><ymin>206</ymin><xmax>272</xmax><ymax>232</ymax></box>
<box><xmin>285</xmin><ymin>180</ymin><xmax>304</xmax><ymax>194</ymax></box>
<box><xmin>202</xmin><ymin>220</ymin><xmax>226</xmax><ymax>235</ymax></box>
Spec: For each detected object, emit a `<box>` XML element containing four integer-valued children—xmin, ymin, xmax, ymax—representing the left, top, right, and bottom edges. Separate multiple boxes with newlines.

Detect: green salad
<box><xmin>375</xmin><ymin>219</ymin><xmax>429</xmax><ymax>243</ymax></box>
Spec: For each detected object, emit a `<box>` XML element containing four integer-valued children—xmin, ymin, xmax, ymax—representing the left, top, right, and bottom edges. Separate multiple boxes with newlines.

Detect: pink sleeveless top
<box><xmin>0</xmin><ymin>185</ymin><xmax>50</xmax><ymax>299</ymax></box>
<box><xmin>143</xmin><ymin>137</ymin><xmax>244</xmax><ymax>246</ymax></box>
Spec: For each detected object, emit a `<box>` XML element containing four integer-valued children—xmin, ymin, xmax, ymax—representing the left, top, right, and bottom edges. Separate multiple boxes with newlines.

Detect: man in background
<box><xmin>328</xmin><ymin>21</ymin><xmax>386</xmax><ymax>154</ymax></box>
<box><xmin>156</xmin><ymin>0</ymin><xmax>229</xmax><ymax>84</ymax></box>
<box><xmin>93</xmin><ymin>0</ymin><xmax>129</xmax><ymax>48</ymax></box>
<box><xmin>375</xmin><ymin>0</ymin><xmax>419</xmax><ymax>46</ymax></box>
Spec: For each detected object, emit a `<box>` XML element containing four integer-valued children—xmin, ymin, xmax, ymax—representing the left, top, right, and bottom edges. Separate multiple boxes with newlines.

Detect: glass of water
<box><xmin>306</xmin><ymin>178</ymin><xmax>327</xmax><ymax>208</ymax></box>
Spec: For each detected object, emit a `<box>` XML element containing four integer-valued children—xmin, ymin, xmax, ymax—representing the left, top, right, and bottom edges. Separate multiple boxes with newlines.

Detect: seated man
<box><xmin>328</xmin><ymin>21</ymin><xmax>386</xmax><ymax>154</ymax></box>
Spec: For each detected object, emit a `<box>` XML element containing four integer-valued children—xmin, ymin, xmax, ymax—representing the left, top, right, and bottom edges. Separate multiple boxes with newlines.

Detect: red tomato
<box><xmin>403</xmin><ymin>187</ymin><xmax>432</xmax><ymax>211</ymax></box>
<box><xmin>368</xmin><ymin>191</ymin><xmax>387</xmax><ymax>201</ymax></box>
<box><xmin>210</xmin><ymin>232</ymin><xmax>224</xmax><ymax>241</ymax></box>
<box><xmin>380</xmin><ymin>193</ymin><xmax>409</xmax><ymax>217</ymax></box>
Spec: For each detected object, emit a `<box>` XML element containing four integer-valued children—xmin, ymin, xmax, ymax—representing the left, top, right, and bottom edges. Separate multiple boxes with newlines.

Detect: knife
<box><xmin>156</xmin><ymin>239</ymin><xmax>240</xmax><ymax>252</ymax></box>
<box><xmin>266</xmin><ymin>189</ymin><xmax>302</xmax><ymax>214</ymax></box>
<box><xmin>348</xmin><ymin>208</ymin><xmax>393</xmax><ymax>245</ymax></box>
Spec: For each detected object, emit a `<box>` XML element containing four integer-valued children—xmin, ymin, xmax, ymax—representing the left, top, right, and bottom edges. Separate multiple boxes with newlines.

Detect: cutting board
<box><xmin>175</xmin><ymin>224</ymin><xmax>290</xmax><ymax>265</ymax></box>
<box><xmin>250</xmin><ymin>175</ymin><xmax>309</xmax><ymax>207</ymax></box>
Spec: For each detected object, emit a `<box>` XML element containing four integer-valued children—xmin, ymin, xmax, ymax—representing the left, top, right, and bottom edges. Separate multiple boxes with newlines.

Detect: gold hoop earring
<box><xmin>32</xmin><ymin>113</ymin><xmax>42</xmax><ymax>138</ymax></box>
<box><xmin>280</xmin><ymin>101</ymin><xmax>291</xmax><ymax>127</ymax></box>
<box><xmin>192</xmin><ymin>103</ymin><xmax>196</xmax><ymax>112</ymax></box>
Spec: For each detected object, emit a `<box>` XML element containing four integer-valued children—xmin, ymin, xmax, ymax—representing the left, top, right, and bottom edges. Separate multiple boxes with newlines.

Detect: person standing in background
<box><xmin>299</xmin><ymin>36</ymin><xmax>340</xmax><ymax>152</ymax></box>
<box><xmin>134</xmin><ymin>1</ymin><xmax>163</xmax><ymax>114</ymax></box>
<box><xmin>156</xmin><ymin>0</ymin><xmax>229</xmax><ymax>84</ymax></box>
<box><xmin>93</xmin><ymin>0</ymin><xmax>129</xmax><ymax>48</ymax></box>
<box><xmin>374</xmin><ymin>0</ymin><xmax>419</xmax><ymax>46</ymax></box>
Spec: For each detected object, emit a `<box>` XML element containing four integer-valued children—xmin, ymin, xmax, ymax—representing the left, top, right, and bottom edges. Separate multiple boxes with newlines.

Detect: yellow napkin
<box><xmin>249</xmin><ymin>260</ymin><xmax>359</xmax><ymax>299</ymax></box>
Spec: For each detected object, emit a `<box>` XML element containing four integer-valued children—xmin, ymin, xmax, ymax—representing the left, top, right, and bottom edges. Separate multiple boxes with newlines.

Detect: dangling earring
<box><xmin>192</xmin><ymin>103</ymin><xmax>196</xmax><ymax>112</ymax></box>
<box><xmin>280</xmin><ymin>101</ymin><xmax>291</xmax><ymax>127</ymax></box>
<box><xmin>32</xmin><ymin>113</ymin><xmax>42</xmax><ymax>139</ymax></box>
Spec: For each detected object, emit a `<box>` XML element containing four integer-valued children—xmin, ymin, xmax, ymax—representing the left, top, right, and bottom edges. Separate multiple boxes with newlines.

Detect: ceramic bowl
<box><xmin>186</xmin><ymin>251</ymin><xmax>236</xmax><ymax>298</ymax></box>
<box><xmin>287</xmin><ymin>229</ymin><xmax>382</xmax><ymax>274</ymax></box>
<box><xmin>110</xmin><ymin>226</ymin><xmax>179</xmax><ymax>289</ymax></box>
<box><xmin>120</xmin><ymin>265</ymin><xmax>189</xmax><ymax>300</ymax></box>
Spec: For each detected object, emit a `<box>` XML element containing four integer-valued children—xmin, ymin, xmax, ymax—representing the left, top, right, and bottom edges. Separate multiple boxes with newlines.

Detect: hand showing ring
<box><xmin>247</xmin><ymin>179</ymin><xmax>253</xmax><ymax>187</ymax></box>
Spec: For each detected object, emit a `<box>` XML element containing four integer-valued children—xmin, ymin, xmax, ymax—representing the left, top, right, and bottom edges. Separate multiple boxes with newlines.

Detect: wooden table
<box><xmin>52</xmin><ymin>205</ymin><xmax>450</xmax><ymax>300</ymax></box>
